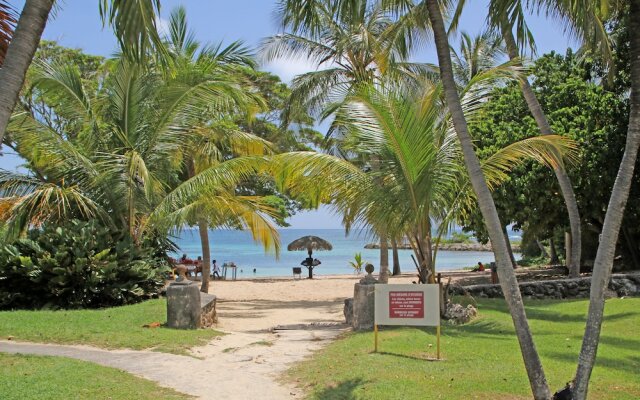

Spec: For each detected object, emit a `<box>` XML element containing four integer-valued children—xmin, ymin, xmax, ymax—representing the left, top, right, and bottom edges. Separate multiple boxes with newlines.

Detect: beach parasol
<box><xmin>287</xmin><ymin>236</ymin><xmax>333</xmax><ymax>279</ymax></box>
<box><xmin>287</xmin><ymin>235</ymin><xmax>333</xmax><ymax>256</ymax></box>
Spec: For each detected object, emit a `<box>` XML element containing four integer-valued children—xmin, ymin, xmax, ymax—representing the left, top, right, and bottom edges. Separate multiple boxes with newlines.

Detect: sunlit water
<box><xmin>172</xmin><ymin>228</ymin><xmax>521</xmax><ymax>278</ymax></box>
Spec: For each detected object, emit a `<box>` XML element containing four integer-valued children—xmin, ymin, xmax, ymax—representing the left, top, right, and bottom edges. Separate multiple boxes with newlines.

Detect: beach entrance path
<box><xmin>0</xmin><ymin>275</ymin><xmax>367</xmax><ymax>399</ymax></box>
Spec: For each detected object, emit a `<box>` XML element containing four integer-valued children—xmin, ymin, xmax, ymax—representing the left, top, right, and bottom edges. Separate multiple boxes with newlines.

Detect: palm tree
<box><xmin>419</xmin><ymin>1</ymin><xmax>552</xmax><ymax>397</ymax></box>
<box><xmin>270</xmin><ymin>82</ymin><xmax>575</xmax><ymax>287</ymax></box>
<box><xmin>486</xmin><ymin>1</ymin><xmax>638</xmax><ymax>397</ymax></box>
<box><xmin>0</xmin><ymin>0</ymin><xmax>165</xmax><ymax>153</ymax></box>
<box><xmin>477</xmin><ymin>1</ymin><xmax>584</xmax><ymax>278</ymax></box>
<box><xmin>161</xmin><ymin>6</ymin><xmax>269</xmax><ymax>292</ymax></box>
<box><xmin>263</xmin><ymin>0</ymin><xmax>428</xmax><ymax>282</ymax></box>
<box><xmin>262</xmin><ymin>0</ymin><xmax>426</xmax><ymax>122</ymax></box>
<box><xmin>0</xmin><ymin>0</ymin><xmax>16</xmax><ymax>65</ymax></box>
<box><xmin>532</xmin><ymin>1</ymin><xmax>638</xmax><ymax>398</ymax></box>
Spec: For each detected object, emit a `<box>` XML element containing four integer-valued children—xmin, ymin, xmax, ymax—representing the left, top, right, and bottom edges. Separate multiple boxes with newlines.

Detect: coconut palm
<box><xmin>481</xmin><ymin>1</ymin><xmax>636</xmax><ymax>397</ymax></box>
<box><xmin>477</xmin><ymin>0</ymin><xmax>584</xmax><ymax>278</ymax></box>
<box><xmin>0</xmin><ymin>52</ymin><xmax>278</xmax><ymax>260</ymax></box>
<box><xmin>0</xmin><ymin>0</ymin><xmax>165</xmax><ymax>156</ymax></box>
<box><xmin>374</xmin><ymin>0</ymin><xmax>553</xmax><ymax>397</ymax></box>
<box><xmin>0</xmin><ymin>0</ymin><xmax>16</xmax><ymax>65</ymax></box>
<box><xmin>528</xmin><ymin>1</ymin><xmax>637</xmax><ymax>398</ymax></box>
<box><xmin>161</xmin><ymin>6</ymin><xmax>271</xmax><ymax>292</ymax></box>
<box><xmin>262</xmin><ymin>0</ymin><xmax>428</xmax><ymax>122</ymax></box>
<box><xmin>263</xmin><ymin>0</ymin><xmax>433</xmax><ymax>282</ymax></box>
<box><xmin>269</xmin><ymin>82</ymin><xmax>575</xmax><ymax>286</ymax></box>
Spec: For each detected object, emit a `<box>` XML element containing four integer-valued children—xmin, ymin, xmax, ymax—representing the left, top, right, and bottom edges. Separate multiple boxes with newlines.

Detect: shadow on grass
<box><xmin>427</xmin><ymin>320</ymin><xmax>514</xmax><ymax>339</ymax></box>
<box><xmin>546</xmin><ymin>351</ymin><xmax>638</xmax><ymax>375</ymax></box>
<box><xmin>375</xmin><ymin>351</ymin><xmax>442</xmax><ymax>362</ymax></box>
<box><xmin>314</xmin><ymin>378</ymin><xmax>366</xmax><ymax>400</ymax></box>
<box><xmin>597</xmin><ymin>335</ymin><xmax>640</xmax><ymax>351</ymax></box>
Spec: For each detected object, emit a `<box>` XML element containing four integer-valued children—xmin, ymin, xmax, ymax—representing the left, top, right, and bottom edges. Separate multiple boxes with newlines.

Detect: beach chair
<box><xmin>292</xmin><ymin>267</ymin><xmax>302</xmax><ymax>280</ymax></box>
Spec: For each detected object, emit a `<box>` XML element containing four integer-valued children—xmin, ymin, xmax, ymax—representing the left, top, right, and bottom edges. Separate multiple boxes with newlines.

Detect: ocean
<box><xmin>172</xmin><ymin>228</ymin><xmax>521</xmax><ymax>278</ymax></box>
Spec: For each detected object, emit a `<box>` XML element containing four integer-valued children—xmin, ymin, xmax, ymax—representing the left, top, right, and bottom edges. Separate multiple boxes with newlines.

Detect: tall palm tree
<box><xmin>0</xmin><ymin>0</ymin><xmax>54</xmax><ymax>152</ymax></box>
<box><xmin>263</xmin><ymin>0</ymin><xmax>429</xmax><ymax>282</ymax></box>
<box><xmin>419</xmin><ymin>1</ymin><xmax>552</xmax><ymax>398</ymax></box>
<box><xmin>481</xmin><ymin>1</ymin><xmax>584</xmax><ymax>278</ymax></box>
<box><xmin>270</xmin><ymin>82</ymin><xmax>575</xmax><ymax>286</ymax></box>
<box><xmin>487</xmin><ymin>1</ymin><xmax>637</xmax><ymax>397</ymax></box>
<box><xmin>161</xmin><ymin>6</ymin><xmax>269</xmax><ymax>292</ymax></box>
<box><xmin>0</xmin><ymin>0</ymin><xmax>165</xmax><ymax>153</ymax></box>
<box><xmin>0</xmin><ymin>0</ymin><xmax>16</xmax><ymax>65</ymax></box>
<box><xmin>530</xmin><ymin>1</ymin><xmax>637</xmax><ymax>398</ymax></box>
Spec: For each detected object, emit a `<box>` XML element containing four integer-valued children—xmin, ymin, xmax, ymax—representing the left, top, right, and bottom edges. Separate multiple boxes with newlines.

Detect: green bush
<box><xmin>0</xmin><ymin>220</ymin><xmax>169</xmax><ymax>310</ymax></box>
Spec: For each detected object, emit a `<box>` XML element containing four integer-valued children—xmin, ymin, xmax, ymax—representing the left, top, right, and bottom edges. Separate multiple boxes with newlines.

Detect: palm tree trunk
<box><xmin>0</xmin><ymin>0</ymin><xmax>54</xmax><ymax>145</ymax></box>
<box><xmin>573</xmin><ymin>2</ymin><xmax>640</xmax><ymax>398</ymax></box>
<box><xmin>503</xmin><ymin>225</ymin><xmax>517</xmax><ymax>267</ymax></box>
<box><xmin>198</xmin><ymin>219</ymin><xmax>211</xmax><ymax>293</ymax></box>
<box><xmin>392</xmin><ymin>237</ymin><xmax>401</xmax><ymax>275</ymax></box>
<box><xmin>379</xmin><ymin>232</ymin><xmax>390</xmax><ymax>283</ymax></box>
<box><xmin>549</xmin><ymin>237</ymin><xmax>559</xmax><ymax>265</ymax></box>
<box><xmin>536</xmin><ymin>239</ymin><xmax>549</xmax><ymax>258</ymax></box>
<box><xmin>503</xmin><ymin>26</ymin><xmax>582</xmax><ymax>278</ymax></box>
<box><xmin>425</xmin><ymin>2</ymin><xmax>551</xmax><ymax>398</ymax></box>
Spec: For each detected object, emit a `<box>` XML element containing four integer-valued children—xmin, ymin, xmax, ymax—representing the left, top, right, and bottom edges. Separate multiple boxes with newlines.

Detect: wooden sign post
<box><xmin>374</xmin><ymin>284</ymin><xmax>441</xmax><ymax>360</ymax></box>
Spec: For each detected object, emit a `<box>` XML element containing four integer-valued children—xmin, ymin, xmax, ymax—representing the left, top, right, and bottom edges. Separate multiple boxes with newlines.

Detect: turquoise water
<box><xmin>172</xmin><ymin>228</ymin><xmax>521</xmax><ymax>278</ymax></box>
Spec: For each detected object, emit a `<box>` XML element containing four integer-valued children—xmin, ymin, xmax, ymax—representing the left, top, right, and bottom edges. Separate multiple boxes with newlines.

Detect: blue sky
<box><xmin>2</xmin><ymin>0</ymin><xmax>575</xmax><ymax>229</ymax></box>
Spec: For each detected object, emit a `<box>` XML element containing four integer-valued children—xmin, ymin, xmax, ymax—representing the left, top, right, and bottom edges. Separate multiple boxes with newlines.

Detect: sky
<box><xmin>1</xmin><ymin>0</ymin><xmax>576</xmax><ymax>229</ymax></box>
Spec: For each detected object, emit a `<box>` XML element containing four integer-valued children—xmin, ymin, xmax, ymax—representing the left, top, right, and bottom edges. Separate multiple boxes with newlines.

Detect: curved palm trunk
<box><xmin>0</xmin><ymin>0</ymin><xmax>54</xmax><ymax>144</ymax></box>
<box><xmin>198</xmin><ymin>219</ymin><xmax>211</xmax><ymax>293</ymax></box>
<box><xmin>392</xmin><ymin>237</ymin><xmax>401</xmax><ymax>275</ymax></box>
<box><xmin>549</xmin><ymin>237</ymin><xmax>559</xmax><ymax>265</ymax></box>
<box><xmin>503</xmin><ymin>27</ymin><xmax>582</xmax><ymax>278</ymax></box>
<box><xmin>379</xmin><ymin>231</ymin><xmax>390</xmax><ymax>283</ymax></box>
<box><xmin>425</xmin><ymin>1</ymin><xmax>551</xmax><ymax>398</ymax></box>
<box><xmin>573</xmin><ymin>2</ymin><xmax>640</xmax><ymax>398</ymax></box>
<box><xmin>503</xmin><ymin>225</ymin><xmax>517</xmax><ymax>267</ymax></box>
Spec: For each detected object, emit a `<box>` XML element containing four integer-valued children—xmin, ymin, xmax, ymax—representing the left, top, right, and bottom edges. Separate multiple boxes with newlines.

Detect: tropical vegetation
<box><xmin>0</xmin><ymin>0</ymin><xmax>638</xmax><ymax>399</ymax></box>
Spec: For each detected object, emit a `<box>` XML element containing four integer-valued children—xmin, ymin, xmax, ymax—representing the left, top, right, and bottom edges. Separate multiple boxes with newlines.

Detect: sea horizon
<box><xmin>172</xmin><ymin>228</ymin><xmax>521</xmax><ymax>278</ymax></box>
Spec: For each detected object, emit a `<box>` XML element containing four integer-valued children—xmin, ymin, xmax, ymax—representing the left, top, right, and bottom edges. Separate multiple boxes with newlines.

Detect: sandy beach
<box><xmin>208</xmin><ymin>271</ymin><xmax>498</xmax><ymax>332</ymax></box>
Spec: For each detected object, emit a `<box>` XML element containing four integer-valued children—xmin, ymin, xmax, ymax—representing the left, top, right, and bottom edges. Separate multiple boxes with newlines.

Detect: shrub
<box><xmin>0</xmin><ymin>220</ymin><xmax>169</xmax><ymax>310</ymax></box>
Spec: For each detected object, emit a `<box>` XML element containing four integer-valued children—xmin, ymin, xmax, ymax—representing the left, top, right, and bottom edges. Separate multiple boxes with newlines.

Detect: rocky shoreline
<box><xmin>364</xmin><ymin>242</ymin><xmax>521</xmax><ymax>252</ymax></box>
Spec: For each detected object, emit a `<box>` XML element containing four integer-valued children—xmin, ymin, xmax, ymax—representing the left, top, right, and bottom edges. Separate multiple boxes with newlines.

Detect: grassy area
<box><xmin>0</xmin><ymin>353</ymin><xmax>190</xmax><ymax>399</ymax></box>
<box><xmin>0</xmin><ymin>299</ymin><xmax>220</xmax><ymax>355</ymax></box>
<box><xmin>289</xmin><ymin>298</ymin><xmax>640</xmax><ymax>399</ymax></box>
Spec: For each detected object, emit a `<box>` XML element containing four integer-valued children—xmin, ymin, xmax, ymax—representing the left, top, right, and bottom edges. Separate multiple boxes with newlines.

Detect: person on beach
<box><xmin>212</xmin><ymin>260</ymin><xmax>220</xmax><ymax>279</ymax></box>
<box><xmin>472</xmin><ymin>262</ymin><xmax>485</xmax><ymax>272</ymax></box>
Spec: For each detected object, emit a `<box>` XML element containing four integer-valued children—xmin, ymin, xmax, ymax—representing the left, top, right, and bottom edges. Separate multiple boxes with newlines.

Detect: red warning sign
<box><xmin>389</xmin><ymin>291</ymin><xmax>424</xmax><ymax>319</ymax></box>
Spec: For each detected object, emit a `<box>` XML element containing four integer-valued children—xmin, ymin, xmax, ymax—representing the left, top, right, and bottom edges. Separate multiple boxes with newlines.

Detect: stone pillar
<box><xmin>166</xmin><ymin>280</ymin><xmax>201</xmax><ymax>329</ymax></box>
<box><xmin>351</xmin><ymin>264</ymin><xmax>379</xmax><ymax>331</ymax></box>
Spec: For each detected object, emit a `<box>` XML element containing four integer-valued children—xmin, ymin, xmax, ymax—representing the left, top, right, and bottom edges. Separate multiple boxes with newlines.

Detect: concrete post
<box><xmin>351</xmin><ymin>263</ymin><xmax>379</xmax><ymax>331</ymax></box>
<box><xmin>166</xmin><ymin>281</ymin><xmax>201</xmax><ymax>329</ymax></box>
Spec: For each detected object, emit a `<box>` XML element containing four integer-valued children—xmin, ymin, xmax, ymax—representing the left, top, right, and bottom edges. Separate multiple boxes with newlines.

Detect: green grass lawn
<box><xmin>0</xmin><ymin>353</ymin><xmax>190</xmax><ymax>399</ymax></box>
<box><xmin>0</xmin><ymin>299</ymin><xmax>220</xmax><ymax>355</ymax></box>
<box><xmin>289</xmin><ymin>297</ymin><xmax>640</xmax><ymax>400</ymax></box>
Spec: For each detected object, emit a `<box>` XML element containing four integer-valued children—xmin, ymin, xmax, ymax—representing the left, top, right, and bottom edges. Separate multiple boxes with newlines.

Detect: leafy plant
<box><xmin>0</xmin><ymin>219</ymin><xmax>168</xmax><ymax>310</ymax></box>
<box><xmin>349</xmin><ymin>252</ymin><xmax>366</xmax><ymax>274</ymax></box>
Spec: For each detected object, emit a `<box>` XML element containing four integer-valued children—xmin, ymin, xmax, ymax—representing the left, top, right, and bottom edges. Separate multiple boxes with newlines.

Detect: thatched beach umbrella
<box><xmin>287</xmin><ymin>235</ymin><xmax>333</xmax><ymax>278</ymax></box>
